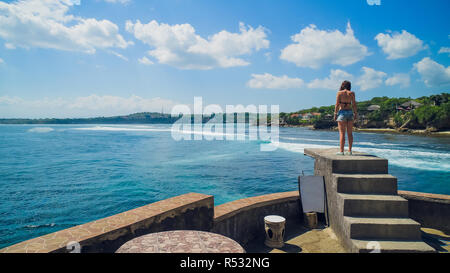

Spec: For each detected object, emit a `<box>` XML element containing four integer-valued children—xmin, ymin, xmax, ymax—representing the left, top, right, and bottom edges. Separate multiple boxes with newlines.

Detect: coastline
<box><xmin>280</xmin><ymin>124</ymin><xmax>450</xmax><ymax>137</ymax></box>
<box><xmin>4</xmin><ymin>122</ymin><xmax>449</xmax><ymax>137</ymax></box>
<box><xmin>354</xmin><ymin>128</ymin><xmax>450</xmax><ymax>137</ymax></box>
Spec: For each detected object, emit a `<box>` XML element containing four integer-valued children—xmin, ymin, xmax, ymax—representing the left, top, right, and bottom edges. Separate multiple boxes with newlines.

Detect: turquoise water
<box><xmin>0</xmin><ymin>124</ymin><xmax>449</xmax><ymax>248</ymax></box>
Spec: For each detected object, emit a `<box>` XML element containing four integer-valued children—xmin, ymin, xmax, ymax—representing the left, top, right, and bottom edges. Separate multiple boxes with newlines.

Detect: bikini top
<box><xmin>339</xmin><ymin>91</ymin><xmax>353</xmax><ymax>106</ymax></box>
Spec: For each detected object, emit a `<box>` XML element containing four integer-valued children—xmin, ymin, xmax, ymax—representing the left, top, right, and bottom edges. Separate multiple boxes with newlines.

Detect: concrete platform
<box><xmin>304</xmin><ymin>148</ymin><xmax>388</xmax><ymax>174</ymax></box>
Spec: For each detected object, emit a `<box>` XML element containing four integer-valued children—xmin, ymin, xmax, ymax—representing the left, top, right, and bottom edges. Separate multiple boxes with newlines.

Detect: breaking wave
<box><xmin>277</xmin><ymin>141</ymin><xmax>450</xmax><ymax>172</ymax></box>
<box><xmin>27</xmin><ymin>127</ymin><xmax>54</xmax><ymax>133</ymax></box>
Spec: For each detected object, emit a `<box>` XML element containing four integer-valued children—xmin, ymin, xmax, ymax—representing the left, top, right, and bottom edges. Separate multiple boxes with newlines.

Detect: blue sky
<box><xmin>0</xmin><ymin>0</ymin><xmax>449</xmax><ymax>118</ymax></box>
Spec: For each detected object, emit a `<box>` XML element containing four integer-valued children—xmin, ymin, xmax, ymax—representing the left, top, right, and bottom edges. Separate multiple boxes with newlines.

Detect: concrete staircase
<box><xmin>304</xmin><ymin>148</ymin><xmax>435</xmax><ymax>253</ymax></box>
<box><xmin>334</xmin><ymin>170</ymin><xmax>435</xmax><ymax>252</ymax></box>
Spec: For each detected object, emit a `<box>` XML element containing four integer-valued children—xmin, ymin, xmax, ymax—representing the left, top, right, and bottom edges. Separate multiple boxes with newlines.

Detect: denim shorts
<box><xmin>336</xmin><ymin>109</ymin><xmax>354</xmax><ymax>121</ymax></box>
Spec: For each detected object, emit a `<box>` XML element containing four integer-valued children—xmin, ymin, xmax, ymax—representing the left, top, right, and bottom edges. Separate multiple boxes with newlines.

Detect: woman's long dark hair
<box><xmin>340</xmin><ymin>80</ymin><xmax>351</xmax><ymax>91</ymax></box>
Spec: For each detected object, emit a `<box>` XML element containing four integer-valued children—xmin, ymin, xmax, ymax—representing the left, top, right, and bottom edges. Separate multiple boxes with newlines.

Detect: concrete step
<box><xmin>338</xmin><ymin>193</ymin><xmax>409</xmax><ymax>217</ymax></box>
<box><xmin>343</xmin><ymin>216</ymin><xmax>422</xmax><ymax>240</ymax></box>
<box><xmin>334</xmin><ymin>174</ymin><xmax>398</xmax><ymax>194</ymax></box>
<box><xmin>331</xmin><ymin>158</ymin><xmax>388</xmax><ymax>174</ymax></box>
<box><xmin>351</xmin><ymin>239</ymin><xmax>436</xmax><ymax>253</ymax></box>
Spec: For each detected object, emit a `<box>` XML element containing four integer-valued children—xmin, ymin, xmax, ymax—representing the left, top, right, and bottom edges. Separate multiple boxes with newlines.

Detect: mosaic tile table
<box><xmin>115</xmin><ymin>230</ymin><xmax>245</xmax><ymax>253</ymax></box>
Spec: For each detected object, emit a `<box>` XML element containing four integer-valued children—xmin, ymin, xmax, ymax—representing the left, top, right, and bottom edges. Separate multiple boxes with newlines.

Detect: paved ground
<box><xmin>245</xmin><ymin>221</ymin><xmax>346</xmax><ymax>253</ymax></box>
<box><xmin>269</xmin><ymin>227</ymin><xmax>346</xmax><ymax>253</ymax></box>
<box><xmin>245</xmin><ymin>221</ymin><xmax>449</xmax><ymax>253</ymax></box>
<box><xmin>421</xmin><ymin>228</ymin><xmax>450</xmax><ymax>253</ymax></box>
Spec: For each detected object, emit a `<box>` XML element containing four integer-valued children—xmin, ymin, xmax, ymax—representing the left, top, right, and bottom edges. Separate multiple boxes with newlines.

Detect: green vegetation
<box><xmin>281</xmin><ymin>93</ymin><xmax>450</xmax><ymax>131</ymax></box>
<box><xmin>2</xmin><ymin>93</ymin><xmax>448</xmax><ymax>132</ymax></box>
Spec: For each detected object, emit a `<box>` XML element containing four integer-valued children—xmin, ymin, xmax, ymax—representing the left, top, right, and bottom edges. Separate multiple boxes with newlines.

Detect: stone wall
<box><xmin>0</xmin><ymin>193</ymin><xmax>214</xmax><ymax>253</ymax></box>
<box><xmin>212</xmin><ymin>191</ymin><xmax>301</xmax><ymax>246</ymax></box>
<box><xmin>0</xmin><ymin>191</ymin><xmax>301</xmax><ymax>253</ymax></box>
<box><xmin>398</xmin><ymin>191</ymin><xmax>450</xmax><ymax>234</ymax></box>
<box><xmin>1</xmin><ymin>188</ymin><xmax>448</xmax><ymax>253</ymax></box>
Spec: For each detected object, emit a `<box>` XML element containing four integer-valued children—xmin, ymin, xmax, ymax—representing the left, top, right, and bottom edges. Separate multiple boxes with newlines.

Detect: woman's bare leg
<box><xmin>338</xmin><ymin>121</ymin><xmax>346</xmax><ymax>153</ymax></box>
<box><xmin>347</xmin><ymin>120</ymin><xmax>354</xmax><ymax>152</ymax></box>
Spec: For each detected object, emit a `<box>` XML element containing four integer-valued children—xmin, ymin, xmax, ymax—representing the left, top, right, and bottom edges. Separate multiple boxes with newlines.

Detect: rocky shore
<box><xmin>354</xmin><ymin>128</ymin><xmax>450</xmax><ymax>137</ymax></box>
<box><xmin>279</xmin><ymin>124</ymin><xmax>450</xmax><ymax>137</ymax></box>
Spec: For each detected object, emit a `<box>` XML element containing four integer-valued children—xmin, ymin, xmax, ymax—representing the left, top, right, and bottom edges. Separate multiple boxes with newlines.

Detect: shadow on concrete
<box><xmin>244</xmin><ymin>220</ymin><xmax>329</xmax><ymax>253</ymax></box>
<box><xmin>245</xmin><ymin>238</ymin><xmax>304</xmax><ymax>253</ymax></box>
<box><xmin>421</xmin><ymin>230</ymin><xmax>449</xmax><ymax>253</ymax></box>
<box><xmin>350</xmin><ymin>154</ymin><xmax>379</xmax><ymax>158</ymax></box>
<box><xmin>278</xmin><ymin>243</ymin><xmax>302</xmax><ymax>253</ymax></box>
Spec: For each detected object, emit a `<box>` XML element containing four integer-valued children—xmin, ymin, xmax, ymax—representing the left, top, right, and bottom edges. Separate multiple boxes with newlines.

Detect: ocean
<box><xmin>0</xmin><ymin>124</ymin><xmax>449</xmax><ymax>248</ymax></box>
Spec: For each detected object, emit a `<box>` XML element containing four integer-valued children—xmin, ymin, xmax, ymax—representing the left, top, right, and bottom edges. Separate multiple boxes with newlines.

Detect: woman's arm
<box><xmin>351</xmin><ymin>92</ymin><xmax>357</xmax><ymax>118</ymax></box>
<box><xmin>334</xmin><ymin>93</ymin><xmax>340</xmax><ymax>121</ymax></box>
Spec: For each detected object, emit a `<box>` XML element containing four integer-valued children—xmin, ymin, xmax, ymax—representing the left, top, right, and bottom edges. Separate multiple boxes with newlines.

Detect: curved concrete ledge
<box><xmin>0</xmin><ymin>193</ymin><xmax>214</xmax><ymax>253</ymax></box>
<box><xmin>1</xmin><ymin>189</ymin><xmax>448</xmax><ymax>253</ymax></box>
<box><xmin>398</xmin><ymin>190</ymin><xmax>450</xmax><ymax>202</ymax></box>
<box><xmin>398</xmin><ymin>190</ymin><xmax>450</xmax><ymax>234</ymax></box>
<box><xmin>212</xmin><ymin>191</ymin><xmax>301</xmax><ymax>246</ymax></box>
<box><xmin>214</xmin><ymin>191</ymin><xmax>300</xmax><ymax>221</ymax></box>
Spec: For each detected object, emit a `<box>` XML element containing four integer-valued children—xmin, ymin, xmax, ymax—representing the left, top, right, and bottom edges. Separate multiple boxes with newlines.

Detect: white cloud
<box><xmin>0</xmin><ymin>58</ymin><xmax>4</xmax><ymax>64</ymax></box>
<box><xmin>304</xmin><ymin>67</ymin><xmax>408</xmax><ymax>91</ymax></box>
<box><xmin>438</xmin><ymin>47</ymin><xmax>450</xmax><ymax>55</ymax></box>
<box><xmin>138</xmin><ymin>56</ymin><xmax>154</xmax><ymax>65</ymax></box>
<box><xmin>247</xmin><ymin>73</ymin><xmax>304</xmax><ymax>89</ymax></box>
<box><xmin>0</xmin><ymin>94</ymin><xmax>179</xmax><ymax>118</ymax></box>
<box><xmin>280</xmin><ymin>23</ymin><xmax>369</xmax><ymax>69</ymax></box>
<box><xmin>413</xmin><ymin>57</ymin><xmax>450</xmax><ymax>87</ymax></box>
<box><xmin>375</xmin><ymin>30</ymin><xmax>426</xmax><ymax>59</ymax></box>
<box><xmin>69</xmin><ymin>94</ymin><xmax>175</xmax><ymax>111</ymax></box>
<box><xmin>109</xmin><ymin>50</ymin><xmax>128</xmax><ymax>61</ymax></box>
<box><xmin>307</xmin><ymin>69</ymin><xmax>354</xmax><ymax>90</ymax></box>
<box><xmin>355</xmin><ymin>67</ymin><xmax>387</xmax><ymax>91</ymax></box>
<box><xmin>4</xmin><ymin>43</ymin><xmax>15</xmax><ymax>49</ymax></box>
<box><xmin>0</xmin><ymin>0</ymin><xmax>132</xmax><ymax>53</ymax></box>
<box><xmin>385</xmin><ymin>73</ymin><xmax>410</xmax><ymax>88</ymax></box>
<box><xmin>103</xmin><ymin>0</ymin><xmax>130</xmax><ymax>4</ymax></box>
<box><xmin>126</xmin><ymin>20</ymin><xmax>269</xmax><ymax>70</ymax></box>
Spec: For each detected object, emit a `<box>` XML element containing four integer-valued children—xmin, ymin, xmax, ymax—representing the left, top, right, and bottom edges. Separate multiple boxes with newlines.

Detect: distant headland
<box><xmin>0</xmin><ymin>112</ymin><xmax>179</xmax><ymax>125</ymax></box>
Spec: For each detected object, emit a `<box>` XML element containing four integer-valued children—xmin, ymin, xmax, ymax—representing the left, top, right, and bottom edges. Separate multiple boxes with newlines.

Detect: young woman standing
<box><xmin>334</xmin><ymin>80</ymin><xmax>358</xmax><ymax>155</ymax></box>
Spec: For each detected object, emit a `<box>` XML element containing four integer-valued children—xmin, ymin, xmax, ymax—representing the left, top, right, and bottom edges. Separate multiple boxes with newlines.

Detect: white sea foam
<box><xmin>24</xmin><ymin>223</ymin><xmax>55</xmax><ymax>229</ymax></box>
<box><xmin>276</xmin><ymin>141</ymin><xmax>450</xmax><ymax>172</ymax></box>
<box><xmin>72</xmin><ymin>126</ymin><xmax>448</xmax><ymax>172</ymax></box>
<box><xmin>277</xmin><ymin>141</ymin><xmax>334</xmax><ymax>153</ymax></box>
<box><xmin>74</xmin><ymin>126</ymin><xmax>250</xmax><ymax>139</ymax></box>
<box><xmin>28</xmin><ymin>127</ymin><xmax>54</xmax><ymax>133</ymax></box>
<box><xmin>280</xmin><ymin>137</ymin><xmax>401</xmax><ymax>147</ymax></box>
<box><xmin>74</xmin><ymin>126</ymin><xmax>170</xmax><ymax>132</ymax></box>
<box><xmin>174</xmin><ymin>128</ymin><xmax>248</xmax><ymax>139</ymax></box>
<box><xmin>280</xmin><ymin>136</ymin><xmax>338</xmax><ymax>143</ymax></box>
<box><xmin>357</xmin><ymin>142</ymin><xmax>400</xmax><ymax>146</ymax></box>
